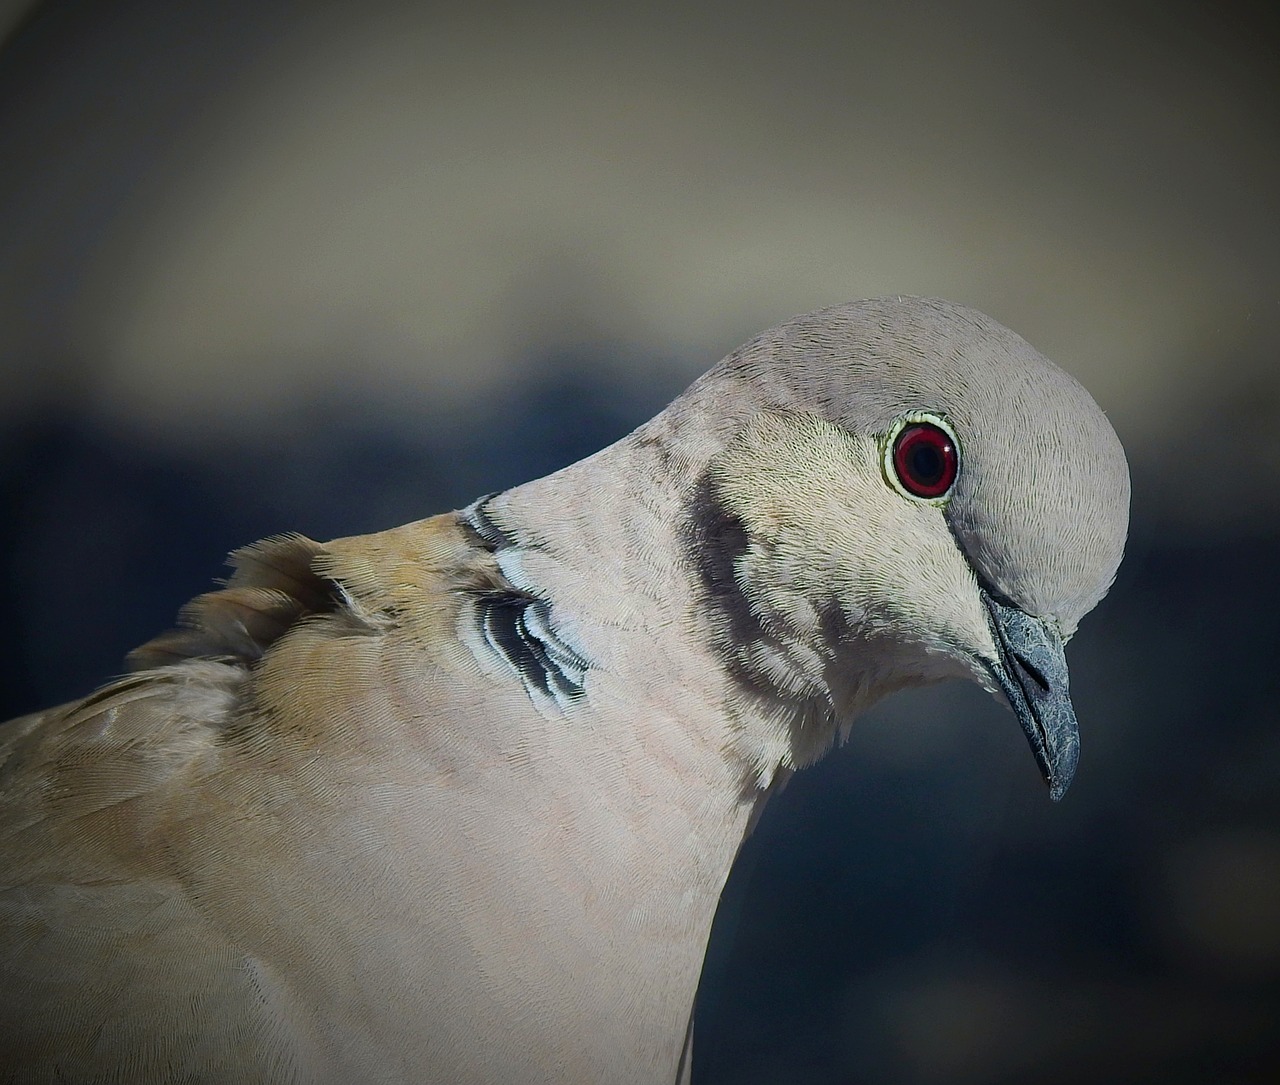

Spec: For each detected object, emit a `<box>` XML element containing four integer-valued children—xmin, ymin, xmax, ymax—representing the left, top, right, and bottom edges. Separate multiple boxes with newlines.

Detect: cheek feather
<box><xmin>705</xmin><ymin>410</ymin><xmax>995</xmax><ymax>677</ymax></box>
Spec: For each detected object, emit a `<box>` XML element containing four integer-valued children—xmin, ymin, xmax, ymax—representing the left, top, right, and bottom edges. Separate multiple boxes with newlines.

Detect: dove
<box><xmin>0</xmin><ymin>296</ymin><xmax>1129</xmax><ymax>1084</ymax></box>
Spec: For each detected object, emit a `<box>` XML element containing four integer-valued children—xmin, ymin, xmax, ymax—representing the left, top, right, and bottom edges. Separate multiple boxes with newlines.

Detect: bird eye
<box><xmin>885</xmin><ymin>415</ymin><xmax>959</xmax><ymax>501</ymax></box>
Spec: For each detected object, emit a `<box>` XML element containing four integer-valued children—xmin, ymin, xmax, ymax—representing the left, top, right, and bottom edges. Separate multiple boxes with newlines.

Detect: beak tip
<box><xmin>1044</xmin><ymin>744</ymin><xmax>1078</xmax><ymax>802</ymax></box>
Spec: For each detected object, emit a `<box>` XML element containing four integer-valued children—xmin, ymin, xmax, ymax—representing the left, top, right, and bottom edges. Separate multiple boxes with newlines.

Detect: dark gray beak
<box><xmin>981</xmin><ymin>592</ymin><xmax>1080</xmax><ymax>802</ymax></box>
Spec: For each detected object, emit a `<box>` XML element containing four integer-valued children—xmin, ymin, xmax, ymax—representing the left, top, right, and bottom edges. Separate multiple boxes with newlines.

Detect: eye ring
<box><xmin>882</xmin><ymin>412</ymin><xmax>961</xmax><ymax>503</ymax></box>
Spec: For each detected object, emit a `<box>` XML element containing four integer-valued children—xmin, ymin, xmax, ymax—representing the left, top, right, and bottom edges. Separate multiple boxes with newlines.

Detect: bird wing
<box><xmin>0</xmin><ymin>515</ymin><xmax>522</xmax><ymax>1082</ymax></box>
<box><xmin>2</xmin><ymin>508</ymin><xmax>727</xmax><ymax>1084</ymax></box>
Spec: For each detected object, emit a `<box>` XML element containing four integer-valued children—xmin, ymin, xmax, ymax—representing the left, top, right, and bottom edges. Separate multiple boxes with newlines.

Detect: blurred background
<box><xmin>1</xmin><ymin>1</ymin><xmax>1277</xmax><ymax>1080</ymax></box>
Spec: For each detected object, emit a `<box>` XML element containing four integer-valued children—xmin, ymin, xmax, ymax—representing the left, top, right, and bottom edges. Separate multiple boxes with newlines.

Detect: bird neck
<box><xmin>480</xmin><ymin>388</ymin><xmax>856</xmax><ymax>792</ymax></box>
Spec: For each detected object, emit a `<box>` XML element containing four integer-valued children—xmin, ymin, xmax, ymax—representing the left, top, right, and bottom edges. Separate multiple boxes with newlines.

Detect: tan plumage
<box><xmin>4</xmin><ymin>517</ymin><xmax>744</xmax><ymax>1083</ymax></box>
<box><xmin>0</xmin><ymin>297</ymin><xmax>1130</xmax><ymax>1083</ymax></box>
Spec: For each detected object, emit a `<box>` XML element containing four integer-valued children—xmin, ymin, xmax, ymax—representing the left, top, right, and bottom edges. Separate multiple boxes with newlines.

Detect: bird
<box><xmin>0</xmin><ymin>296</ymin><xmax>1129</xmax><ymax>1084</ymax></box>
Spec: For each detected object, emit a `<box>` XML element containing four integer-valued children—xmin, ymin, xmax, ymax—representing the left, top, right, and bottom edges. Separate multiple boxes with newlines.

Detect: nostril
<box><xmin>1013</xmin><ymin>651</ymin><xmax>1051</xmax><ymax>693</ymax></box>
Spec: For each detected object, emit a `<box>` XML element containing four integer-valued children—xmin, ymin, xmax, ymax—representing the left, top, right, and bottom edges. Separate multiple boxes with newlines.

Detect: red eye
<box><xmin>892</xmin><ymin>422</ymin><xmax>958</xmax><ymax>499</ymax></box>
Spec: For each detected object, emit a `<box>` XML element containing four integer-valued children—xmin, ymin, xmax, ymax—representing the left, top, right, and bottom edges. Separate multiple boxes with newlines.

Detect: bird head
<box><xmin>694</xmin><ymin>297</ymin><xmax>1130</xmax><ymax>799</ymax></box>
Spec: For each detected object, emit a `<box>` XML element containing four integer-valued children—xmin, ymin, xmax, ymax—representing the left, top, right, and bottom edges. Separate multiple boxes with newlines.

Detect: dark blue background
<box><xmin>3</xmin><ymin>2</ymin><xmax>1278</xmax><ymax>1081</ymax></box>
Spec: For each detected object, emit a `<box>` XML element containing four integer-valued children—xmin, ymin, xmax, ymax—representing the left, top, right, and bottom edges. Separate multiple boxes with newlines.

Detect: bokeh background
<box><xmin>2</xmin><ymin>1</ymin><xmax>1277</xmax><ymax>1081</ymax></box>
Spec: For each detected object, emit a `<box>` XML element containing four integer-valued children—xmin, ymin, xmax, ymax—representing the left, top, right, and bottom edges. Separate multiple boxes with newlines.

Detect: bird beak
<box><xmin>980</xmin><ymin>592</ymin><xmax>1080</xmax><ymax>802</ymax></box>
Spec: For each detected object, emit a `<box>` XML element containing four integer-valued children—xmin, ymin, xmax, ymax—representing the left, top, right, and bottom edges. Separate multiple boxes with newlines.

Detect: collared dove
<box><xmin>0</xmin><ymin>296</ymin><xmax>1128</xmax><ymax>1084</ymax></box>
